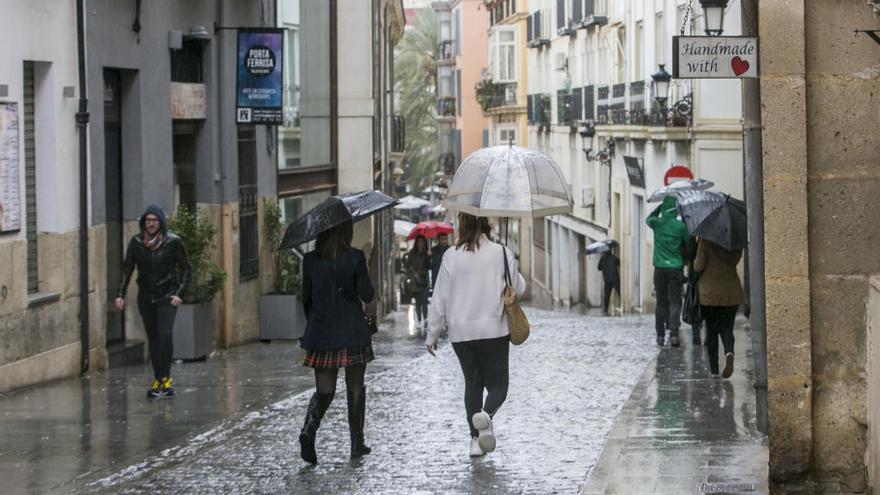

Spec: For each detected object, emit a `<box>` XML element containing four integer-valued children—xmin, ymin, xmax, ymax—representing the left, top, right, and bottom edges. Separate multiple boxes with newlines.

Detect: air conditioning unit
<box><xmin>554</xmin><ymin>53</ymin><xmax>568</xmax><ymax>71</ymax></box>
<box><xmin>581</xmin><ymin>187</ymin><xmax>595</xmax><ymax>208</ymax></box>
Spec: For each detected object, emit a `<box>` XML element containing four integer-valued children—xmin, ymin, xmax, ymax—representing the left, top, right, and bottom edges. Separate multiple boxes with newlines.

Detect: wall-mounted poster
<box><xmin>236</xmin><ymin>28</ymin><xmax>284</xmax><ymax>125</ymax></box>
<box><xmin>0</xmin><ymin>103</ymin><xmax>21</xmax><ymax>233</ymax></box>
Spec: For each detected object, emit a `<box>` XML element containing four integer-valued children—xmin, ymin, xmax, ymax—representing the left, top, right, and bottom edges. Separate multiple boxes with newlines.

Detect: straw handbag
<box><xmin>502</xmin><ymin>247</ymin><xmax>530</xmax><ymax>345</ymax></box>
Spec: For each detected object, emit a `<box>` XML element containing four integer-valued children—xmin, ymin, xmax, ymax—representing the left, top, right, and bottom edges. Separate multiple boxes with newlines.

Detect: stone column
<box><xmin>759</xmin><ymin>0</ymin><xmax>813</xmax><ymax>481</ymax></box>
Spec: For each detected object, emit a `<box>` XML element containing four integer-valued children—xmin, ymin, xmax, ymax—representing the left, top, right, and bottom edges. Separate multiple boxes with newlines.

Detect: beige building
<box><xmin>759</xmin><ymin>0</ymin><xmax>880</xmax><ymax>492</ymax></box>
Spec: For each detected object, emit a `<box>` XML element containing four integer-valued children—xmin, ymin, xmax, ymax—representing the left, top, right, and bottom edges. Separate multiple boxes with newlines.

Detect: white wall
<box><xmin>0</xmin><ymin>0</ymin><xmax>80</xmax><ymax>238</ymax></box>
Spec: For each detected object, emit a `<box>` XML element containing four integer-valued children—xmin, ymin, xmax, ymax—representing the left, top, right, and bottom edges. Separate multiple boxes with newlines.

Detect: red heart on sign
<box><xmin>731</xmin><ymin>56</ymin><xmax>750</xmax><ymax>76</ymax></box>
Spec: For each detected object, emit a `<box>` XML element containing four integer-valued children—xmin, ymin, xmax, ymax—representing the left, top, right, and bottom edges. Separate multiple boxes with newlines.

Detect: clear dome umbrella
<box><xmin>444</xmin><ymin>145</ymin><xmax>574</xmax><ymax>218</ymax></box>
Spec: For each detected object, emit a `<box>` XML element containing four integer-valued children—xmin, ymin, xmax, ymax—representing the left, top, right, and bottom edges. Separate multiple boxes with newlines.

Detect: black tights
<box><xmin>452</xmin><ymin>336</ymin><xmax>510</xmax><ymax>438</ymax></box>
<box><xmin>463</xmin><ymin>376</ymin><xmax>508</xmax><ymax>438</ymax></box>
<box><xmin>314</xmin><ymin>364</ymin><xmax>366</xmax><ymax>396</ymax></box>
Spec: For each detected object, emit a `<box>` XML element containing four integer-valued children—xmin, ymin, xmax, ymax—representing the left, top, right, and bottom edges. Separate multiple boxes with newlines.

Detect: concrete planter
<box><xmin>260</xmin><ymin>294</ymin><xmax>307</xmax><ymax>340</ymax></box>
<box><xmin>172</xmin><ymin>303</ymin><xmax>214</xmax><ymax>360</ymax></box>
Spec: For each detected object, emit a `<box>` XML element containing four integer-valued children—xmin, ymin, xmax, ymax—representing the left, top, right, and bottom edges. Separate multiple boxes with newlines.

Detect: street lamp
<box><xmin>700</xmin><ymin>0</ymin><xmax>729</xmax><ymax>36</ymax></box>
<box><xmin>579</xmin><ymin>121</ymin><xmax>596</xmax><ymax>161</ymax></box>
<box><xmin>651</xmin><ymin>64</ymin><xmax>672</xmax><ymax>108</ymax></box>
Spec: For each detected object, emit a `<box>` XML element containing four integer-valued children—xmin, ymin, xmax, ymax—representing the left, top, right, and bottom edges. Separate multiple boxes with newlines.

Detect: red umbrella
<box><xmin>407</xmin><ymin>221</ymin><xmax>454</xmax><ymax>240</ymax></box>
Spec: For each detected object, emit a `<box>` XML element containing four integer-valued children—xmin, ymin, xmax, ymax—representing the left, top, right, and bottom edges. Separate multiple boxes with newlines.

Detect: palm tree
<box><xmin>394</xmin><ymin>9</ymin><xmax>438</xmax><ymax>193</ymax></box>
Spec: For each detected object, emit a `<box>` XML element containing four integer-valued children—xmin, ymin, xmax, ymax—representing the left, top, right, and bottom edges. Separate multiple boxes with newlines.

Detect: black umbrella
<box><xmin>279</xmin><ymin>190</ymin><xmax>399</xmax><ymax>249</ymax></box>
<box><xmin>674</xmin><ymin>189</ymin><xmax>747</xmax><ymax>250</ymax></box>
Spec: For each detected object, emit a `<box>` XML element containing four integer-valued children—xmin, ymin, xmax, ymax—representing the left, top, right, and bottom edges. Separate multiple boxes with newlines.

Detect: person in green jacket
<box><xmin>646</xmin><ymin>195</ymin><xmax>690</xmax><ymax>347</ymax></box>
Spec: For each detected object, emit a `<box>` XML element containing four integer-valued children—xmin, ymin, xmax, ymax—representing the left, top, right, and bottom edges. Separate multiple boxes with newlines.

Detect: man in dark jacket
<box><xmin>646</xmin><ymin>196</ymin><xmax>690</xmax><ymax>347</ymax></box>
<box><xmin>430</xmin><ymin>232</ymin><xmax>450</xmax><ymax>289</ymax></box>
<box><xmin>115</xmin><ymin>205</ymin><xmax>191</xmax><ymax>398</ymax></box>
<box><xmin>598</xmin><ymin>248</ymin><xmax>620</xmax><ymax>316</ymax></box>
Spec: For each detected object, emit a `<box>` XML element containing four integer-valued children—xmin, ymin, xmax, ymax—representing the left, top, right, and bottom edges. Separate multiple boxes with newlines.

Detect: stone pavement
<box><xmin>67</xmin><ymin>307</ymin><xmax>657</xmax><ymax>494</ymax></box>
<box><xmin>580</xmin><ymin>318</ymin><xmax>769</xmax><ymax>495</ymax></box>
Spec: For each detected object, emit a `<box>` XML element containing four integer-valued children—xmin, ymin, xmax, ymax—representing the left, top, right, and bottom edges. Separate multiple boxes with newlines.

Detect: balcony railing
<box><xmin>578</xmin><ymin>0</ymin><xmax>608</xmax><ymax>29</ymax></box>
<box><xmin>488</xmin><ymin>0</ymin><xmax>517</xmax><ymax>26</ymax></box>
<box><xmin>580</xmin><ymin>83</ymin><xmax>692</xmax><ymax>128</ymax></box>
<box><xmin>391</xmin><ymin>115</ymin><xmax>405</xmax><ymax>153</ymax></box>
<box><xmin>527</xmin><ymin>93</ymin><xmax>552</xmax><ymax>130</ymax></box>
<box><xmin>437</xmin><ymin>97</ymin><xmax>456</xmax><ymax>118</ymax></box>
<box><xmin>478</xmin><ymin>81</ymin><xmax>517</xmax><ymax>111</ymax></box>
<box><xmin>437</xmin><ymin>41</ymin><xmax>454</xmax><ymax>63</ymax></box>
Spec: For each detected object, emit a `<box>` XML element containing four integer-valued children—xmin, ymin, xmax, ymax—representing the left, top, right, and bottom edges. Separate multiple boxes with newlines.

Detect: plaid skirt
<box><xmin>302</xmin><ymin>344</ymin><xmax>375</xmax><ymax>369</ymax></box>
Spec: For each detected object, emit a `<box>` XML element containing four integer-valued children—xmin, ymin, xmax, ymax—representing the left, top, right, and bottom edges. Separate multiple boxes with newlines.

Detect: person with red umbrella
<box><xmin>405</xmin><ymin>235</ymin><xmax>431</xmax><ymax>330</ymax></box>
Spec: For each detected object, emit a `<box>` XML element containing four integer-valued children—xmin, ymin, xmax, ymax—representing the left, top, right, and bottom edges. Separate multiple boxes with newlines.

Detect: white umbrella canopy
<box><xmin>393</xmin><ymin>219</ymin><xmax>416</xmax><ymax>238</ymax></box>
<box><xmin>393</xmin><ymin>195</ymin><xmax>432</xmax><ymax>210</ymax></box>
<box><xmin>444</xmin><ymin>145</ymin><xmax>573</xmax><ymax>218</ymax></box>
<box><xmin>647</xmin><ymin>178</ymin><xmax>714</xmax><ymax>203</ymax></box>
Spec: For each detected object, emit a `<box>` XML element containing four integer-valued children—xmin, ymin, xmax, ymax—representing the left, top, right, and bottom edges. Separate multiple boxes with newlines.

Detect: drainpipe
<box><xmin>76</xmin><ymin>0</ymin><xmax>91</xmax><ymax>373</ymax></box>
<box><xmin>741</xmin><ymin>0</ymin><xmax>768</xmax><ymax>434</ymax></box>
<box><xmin>216</xmin><ymin>0</ymin><xmax>234</xmax><ymax>349</ymax></box>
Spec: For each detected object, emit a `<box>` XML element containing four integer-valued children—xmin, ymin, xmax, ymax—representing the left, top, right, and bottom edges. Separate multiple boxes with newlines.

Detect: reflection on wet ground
<box><xmin>580</xmin><ymin>318</ymin><xmax>769</xmax><ymax>495</ymax></box>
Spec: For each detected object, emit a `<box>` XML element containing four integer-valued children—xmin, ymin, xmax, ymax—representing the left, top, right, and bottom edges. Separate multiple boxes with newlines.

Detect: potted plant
<box><xmin>167</xmin><ymin>205</ymin><xmax>227</xmax><ymax>360</ymax></box>
<box><xmin>260</xmin><ymin>201</ymin><xmax>307</xmax><ymax>341</ymax></box>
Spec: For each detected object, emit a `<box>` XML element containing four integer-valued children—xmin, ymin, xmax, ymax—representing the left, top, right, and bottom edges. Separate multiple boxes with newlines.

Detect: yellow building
<box><xmin>481</xmin><ymin>0</ymin><xmax>528</xmax><ymax>148</ymax></box>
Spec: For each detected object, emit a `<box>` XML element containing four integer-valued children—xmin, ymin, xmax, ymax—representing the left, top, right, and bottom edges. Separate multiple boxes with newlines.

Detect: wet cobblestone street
<box><xmin>79</xmin><ymin>308</ymin><xmax>658</xmax><ymax>494</ymax></box>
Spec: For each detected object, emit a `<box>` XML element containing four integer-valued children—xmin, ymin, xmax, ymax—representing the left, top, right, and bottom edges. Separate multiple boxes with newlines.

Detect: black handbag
<box><xmin>682</xmin><ymin>272</ymin><xmax>702</xmax><ymax>325</ymax></box>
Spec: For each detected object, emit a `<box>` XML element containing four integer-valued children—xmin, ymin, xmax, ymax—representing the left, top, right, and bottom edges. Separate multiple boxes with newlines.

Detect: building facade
<box><xmin>527</xmin><ymin>0</ymin><xmax>744</xmax><ymax>312</ymax></box>
<box><xmin>0</xmin><ymin>0</ymin><xmax>85</xmax><ymax>391</ymax></box>
<box><xmin>0</xmin><ymin>0</ymin><xmax>404</xmax><ymax>392</ymax></box>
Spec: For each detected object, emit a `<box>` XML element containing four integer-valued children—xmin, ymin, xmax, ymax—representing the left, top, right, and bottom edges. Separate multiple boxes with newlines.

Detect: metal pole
<box><xmin>741</xmin><ymin>0</ymin><xmax>768</xmax><ymax>434</ymax></box>
<box><xmin>76</xmin><ymin>0</ymin><xmax>91</xmax><ymax>374</ymax></box>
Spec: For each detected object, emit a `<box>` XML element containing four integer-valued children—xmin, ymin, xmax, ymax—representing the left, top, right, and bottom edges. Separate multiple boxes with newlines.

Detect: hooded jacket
<box><xmin>117</xmin><ymin>205</ymin><xmax>191</xmax><ymax>303</ymax></box>
<box><xmin>646</xmin><ymin>196</ymin><xmax>690</xmax><ymax>270</ymax></box>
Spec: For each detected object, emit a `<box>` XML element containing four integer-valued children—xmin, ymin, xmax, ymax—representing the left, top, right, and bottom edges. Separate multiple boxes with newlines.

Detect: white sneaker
<box><xmin>472</xmin><ymin>411</ymin><xmax>496</xmax><ymax>453</ymax></box>
<box><xmin>469</xmin><ymin>437</ymin><xmax>485</xmax><ymax>457</ymax></box>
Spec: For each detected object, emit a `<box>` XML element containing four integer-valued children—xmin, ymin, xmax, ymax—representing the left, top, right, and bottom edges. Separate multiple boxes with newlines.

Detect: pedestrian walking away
<box><xmin>430</xmin><ymin>232</ymin><xmax>451</xmax><ymax>289</ymax></box>
<box><xmin>684</xmin><ymin>235</ymin><xmax>703</xmax><ymax>345</ymax></box>
<box><xmin>646</xmin><ymin>196</ymin><xmax>690</xmax><ymax>347</ymax></box>
<box><xmin>598</xmin><ymin>248</ymin><xmax>620</xmax><ymax>316</ymax></box>
<box><xmin>695</xmin><ymin>238</ymin><xmax>743</xmax><ymax>378</ymax></box>
<box><xmin>298</xmin><ymin>220</ymin><xmax>376</xmax><ymax>464</ymax></box>
<box><xmin>405</xmin><ymin>235</ymin><xmax>431</xmax><ymax>330</ymax></box>
<box><xmin>425</xmin><ymin>213</ymin><xmax>527</xmax><ymax>458</ymax></box>
<box><xmin>115</xmin><ymin>204</ymin><xmax>191</xmax><ymax>399</ymax></box>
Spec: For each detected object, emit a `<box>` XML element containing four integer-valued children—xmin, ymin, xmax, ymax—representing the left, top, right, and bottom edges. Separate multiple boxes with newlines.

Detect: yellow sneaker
<box><xmin>147</xmin><ymin>379</ymin><xmax>161</xmax><ymax>398</ymax></box>
<box><xmin>160</xmin><ymin>377</ymin><xmax>175</xmax><ymax>397</ymax></box>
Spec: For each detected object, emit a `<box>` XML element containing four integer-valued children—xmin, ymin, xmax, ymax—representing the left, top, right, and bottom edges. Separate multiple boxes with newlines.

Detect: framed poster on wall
<box><xmin>0</xmin><ymin>102</ymin><xmax>21</xmax><ymax>233</ymax></box>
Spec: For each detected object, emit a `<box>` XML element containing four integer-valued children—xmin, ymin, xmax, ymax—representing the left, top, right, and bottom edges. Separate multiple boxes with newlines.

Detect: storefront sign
<box><xmin>0</xmin><ymin>103</ymin><xmax>21</xmax><ymax>233</ymax></box>
<box><xmin>623</xmin><ymin>156</ymin><xmax>645</xmax><ymax>189</ymax></box>
<box><xmin>236</xmin><ymin>28</ymin><xmax>284</xmax><ymax>125</ymax></box>
<box><xmin>672</xmin><ymin>36</ymin><xmax>759</xmax><ymax>79</ymax></box>
<box><xmin>171</xmin><ymin>82</ymin><xmax>207</xmax><ymax>120</ymax></box>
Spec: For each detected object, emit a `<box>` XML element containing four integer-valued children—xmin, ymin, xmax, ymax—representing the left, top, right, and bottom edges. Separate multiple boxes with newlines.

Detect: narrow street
<box><xmin>2</xmin><ymin>307</ymin><xmax>658</xmax><ymax>494</ymax></box>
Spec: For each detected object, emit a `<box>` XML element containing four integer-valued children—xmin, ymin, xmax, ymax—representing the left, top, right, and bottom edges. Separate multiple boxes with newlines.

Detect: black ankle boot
<box><xmin>347</xmin><ymin>386</ymin><xmax>371</xmax><ymax>457</ymax></box>
<box><xmin>299</xmin><ymin>392</ymin><xmax>333</xmax><ymax>464</ymax></box>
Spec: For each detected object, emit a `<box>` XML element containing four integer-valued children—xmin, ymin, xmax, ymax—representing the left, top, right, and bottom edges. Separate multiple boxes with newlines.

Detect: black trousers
<box><xmin>653</xmin><ymin>268</ymin><xmax>684</xmax><ymax>338</ymax></box>
<box><xmin>702</xmin><ymin>305</ymin><xmax>737</xmax><ymax>374</ymax></box>
<box><xmin>414</xmin><ymin>289</ymin><xmax>428</xmax><ymax>322</ymax></box>
<box><xmin>602</xmin><ymin>279</ymin><xmax>620</xmax><ymax>313</ymax></box>
<box><xmin>137</xmin><ymin>297</ymin><xmax>178</xmax><ymax>380</ymax></box>
<box><xmin>452</xmin><ymin>336</ymin><xmax>510</xmax><ymax>438</ymax></box>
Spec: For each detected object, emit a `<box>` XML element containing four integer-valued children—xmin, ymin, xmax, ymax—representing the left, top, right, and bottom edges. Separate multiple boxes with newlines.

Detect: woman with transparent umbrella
<box><xmin>425</xmin><ymin>144</ymin><xmax>573</xmax><ymax>457</ymax></box>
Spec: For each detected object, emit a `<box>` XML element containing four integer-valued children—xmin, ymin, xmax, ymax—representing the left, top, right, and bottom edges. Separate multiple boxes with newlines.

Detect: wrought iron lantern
<box><xmin>651</xmin><ymin>64</ymin><xmax>672</xmax><ymax>108</ymax></box>
<box><xmin>700</xmin><ymin>0</ymin><xmax>729</xmax><ymax>36</ymax></box>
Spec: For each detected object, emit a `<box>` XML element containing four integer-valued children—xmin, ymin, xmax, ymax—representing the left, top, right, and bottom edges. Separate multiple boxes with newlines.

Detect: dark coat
<box><xmin>301</xmin><ymin>248</ymin><xmax>375</xmax><ymax>351</ymax></box>
<box><xmin>406</xmin><ymin>250</ymin><xmax>430</xmax><ymax>289</ymax></box>
<box><xmin>118</xmin><ymin>205</ymin><xmax>191</xmax><ymax>303</ymax></box>
<box><xmin>430</xmin><ymin>244</ymin><xmax>450</xmax><ymax>285</ymax></box>
<box><xmin>695</xmin><ymin>240</ymin><xmax>743</xmax><ymax>307</ymax></box>
<box><xmin>598</xmin><ymin>252</ymin><xmax>620</xmax><ymax>283</ymax></box>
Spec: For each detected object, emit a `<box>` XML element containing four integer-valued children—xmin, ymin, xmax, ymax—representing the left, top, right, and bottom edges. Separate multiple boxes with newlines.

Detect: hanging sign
<box><xmin>236</xmin><ymin>28</ymin><xmax>284</xmax><ymax>125</ymax></box>
<box><xmin>672</xmin><ymin>36</ymin><xmax>759</xmax><ymax>79</ymax></box>
<box><xmin>623</xmin><ymin>156</ymin><xmax>645</xmax><ymax>189</ymax></box>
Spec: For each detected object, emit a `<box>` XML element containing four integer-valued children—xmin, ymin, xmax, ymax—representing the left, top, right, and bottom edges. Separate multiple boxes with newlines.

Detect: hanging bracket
<box><xmin>854</xmin><ymin>30</ymin><xmax>880</xmax><ymax>46</ymax></box>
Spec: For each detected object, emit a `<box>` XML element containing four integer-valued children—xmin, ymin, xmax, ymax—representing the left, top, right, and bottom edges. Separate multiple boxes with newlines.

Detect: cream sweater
<box><xmin>426</xmin><ymin>235</ymin><xmax>527</xmax><ymax>345</ymax></box>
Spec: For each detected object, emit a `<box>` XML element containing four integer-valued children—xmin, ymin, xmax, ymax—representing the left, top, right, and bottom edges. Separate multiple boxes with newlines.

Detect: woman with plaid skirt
<box><xmin>298</xmin><ymin>220</ymin><xmax>375</xmax><ymax>464</ymax></box>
